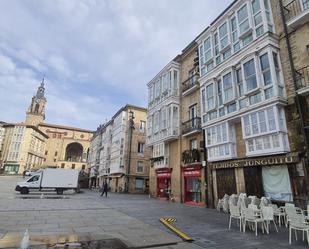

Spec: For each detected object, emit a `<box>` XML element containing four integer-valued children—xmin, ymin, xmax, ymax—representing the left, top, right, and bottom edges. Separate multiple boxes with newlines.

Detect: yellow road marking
<box><xmin>159</xmin><ymin>218</ymin><xmax>193</xmax><ymax>242</ymax></box>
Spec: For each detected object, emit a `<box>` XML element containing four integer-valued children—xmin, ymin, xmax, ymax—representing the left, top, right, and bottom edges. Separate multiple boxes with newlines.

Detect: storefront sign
<box><xmin>156</xmin><ymin>168</ymin><xmax>172</xmax><ymax>178</ymax></box>
<box><xmin>183</xmin><ymin>170</ymin><xmax>201</xmax><ymax>177</ymax></box>
<box><xmin>210</xmin><ymin>153</ymin><xmax>299</xmax><ymax>170</ymax></box>
<box><xmin>182</xmin><ymin>165</ymin><xmax>201</xmax><ymax>177</ymax></box>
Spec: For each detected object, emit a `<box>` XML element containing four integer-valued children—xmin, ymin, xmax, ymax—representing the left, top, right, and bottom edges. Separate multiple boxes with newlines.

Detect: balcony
<box><xmin>284</xmin><ymin>0</ymin><xmax>309</xmax><ymax>30</ymax></box>
<box><xmin>296</xmin><ymin>65</ymin><xmax>309</xmax><ymax>95</ymax></box>
<box><xmin>182</xmin><ymin>117</ymin><xmax>201</xmax><ymax>136</ymax></box>
<box><xmin>182</xmin><ymin>149</ymin><xmax>200</xmax><ymax>165</ymax></box>
<box><xmin>182</xmin><ymin>74</ymin><xmax>199</xmax><ymax>96</ymax></box>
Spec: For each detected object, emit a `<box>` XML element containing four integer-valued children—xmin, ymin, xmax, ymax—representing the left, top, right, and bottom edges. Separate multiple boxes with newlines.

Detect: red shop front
<box><xmin>156</xmin><ymin>168</ymin><xmax>172</xmax><ymax>199</ymax></box>
<box><xmin>182</xmin><ymin>165</ymin><xmax>203</xmax><ymax>206</ymax></box>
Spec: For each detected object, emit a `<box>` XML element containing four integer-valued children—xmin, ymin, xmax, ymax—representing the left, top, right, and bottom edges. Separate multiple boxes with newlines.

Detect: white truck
<box><xmin>15</xmin><ymin>168</ymin><xmax>80</xmax><ymax>195</ymax></box>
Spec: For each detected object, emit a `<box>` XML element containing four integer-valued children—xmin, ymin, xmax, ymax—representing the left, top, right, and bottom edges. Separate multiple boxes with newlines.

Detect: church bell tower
<box><xmin>25</xmin><ymin>78</ymin><xmax>47</xmax><ymax>126</ymax></box>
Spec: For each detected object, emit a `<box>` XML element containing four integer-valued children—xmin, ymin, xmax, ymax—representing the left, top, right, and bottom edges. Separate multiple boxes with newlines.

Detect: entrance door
<box><xmin>244</xmin><ymin>167</ymin><xmax>264</xmax><ymax>197</ymax></box>
<box><xmin>157</xmin><ymin>178</ymin><xmax>170</xmax><ymax>198</ymax></box>
<box><xmin>216</xmin><ymin>168</ymin><xmax>237</xmax><ymax>199</ymax></box>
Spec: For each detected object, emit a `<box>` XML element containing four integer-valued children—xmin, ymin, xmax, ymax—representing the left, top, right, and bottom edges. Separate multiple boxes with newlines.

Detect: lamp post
<box><xmin>125</xmin><ymin>110</ymin><xmax>135</xmax><ymax>193</ymax></box>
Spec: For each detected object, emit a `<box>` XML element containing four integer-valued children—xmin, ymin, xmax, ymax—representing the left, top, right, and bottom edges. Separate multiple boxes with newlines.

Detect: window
<box><xmin>219</xmin><ymin>22</ymin><xmax>229</xmax><ymax>50</ymax></box>
<box><xmin>140</xmin><ymin>121</ymin><xmax>146</xmax><ymax>132</ymax></box>
<box><xmin>223</xmin><ymin>73</ymin><xmax>233</xmax><ymax>102</ymax></box>
<box><xmin>260</xmin><ymin>53</ymin><xmax>272</xmax><ymax>86</ymax></box>
<box><xmin>136</xmin><ymin>161</ymin><xmax>144</xmax><ymax>173</ymax></box>
<box><xmin>190</xmin><ymin>139</ymin><xmax>198</xmax><ymax>150</ymax></box>
<box><xmin>138</xmin><ymin>142</ymin><xmax>145</xmax><ymax>154</ymax></box>
<box><xmin>252</xmin><ymin>0</ymin><xmax>263</xmax><ymax>37</ymax></box>
<box><xmin>236</xmin><ymin>68</ymin><xmax>244</xmax><ymax>97</ymax></box>
<box><xmin>249</xmin><ymin>92</ymin><xmax>261</xmax><ymax>105</ymax></box>
<box><xmin>302</xmin><ymin>0</ymin><xmax>309</xmax><ymax>10</ymax></box>
<box><xmin>206</xmin><ymin>123</ymin><xmax>228</xmax><ymax>146</ymax></box>
<box><xmin>243</xmin><ymin>59</ymin><xmax>257</xmax><ymax>92</ymax></box>
<box><xmin>206</xmin><ymin>83</ymin><xmax>215</xmax><ymax>110</ymax></box>
<box><xmin>237</xmin><ymin>4</ymin><xmax>250</xmax><ymax>34</ymax></box>
<box><xmin>72</xmin><ymin>164</ymin><xmax>75</xmax><ymax>169</ymax></box>
<box><xmin>135</xmin><ymin>178</ymin><xmax>144</xmax><ymax>190</ymax></box>
<box><xmin>52</xmin><ymin>133</ymin><xmax>56</xmax><ymax>138</ymax></box>
<box><xmin>214</xmin><ymin>32</ymin><xmax>221</xmax><ymax>65</ymax></box>
<box><xmin>242</xmin><ymin>107</ymin><xmax>277</xmax><ymax>137</ymax></box>
<box><xmin>230</xmin><ymin>17</ymin><xmax>240</xmax><ymax>52</ymax></box>
<box><xmin>61</xmin><ymin>163</ymin><xmax>65</xmax><ymax>168</ymax></box>
<box><xmin>45</xmin><ymin>150</ymin><xmax>48</xmax><ymax>155</ymax></box>
<box><xmin>201</xmin><ymin>89</ymin><xmax>206</xmax><ymax>113</ymax></box>
<box><xmin>54</xmin><ymin>151</ymin><xmax>58</xmax><ymax>157</ymax></box>
<box><xmin>227</xmin><ymin>102</ymin><xmax>237</xmax><ymax>113</ymax></box>
<box><xmin>203</xmin><ymin>37</ymin><xmax>212</xmax><ymax>63</ymax></box>
<box><xmin>217</xmin><ymin>80</ymin><xmax>223</xmax><ymax>106</ymax></box>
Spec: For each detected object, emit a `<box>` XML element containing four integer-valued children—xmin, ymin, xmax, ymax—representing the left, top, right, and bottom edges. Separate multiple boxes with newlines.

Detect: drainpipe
<box><xmin>125</xmin><ymin>111</ymin><xmax>134</xmax><ymax>193</ymax></box>
<box><xmin>279</xmin><ymin>0</ymin><xmax>309</xmax><ymax>198</ymax></box>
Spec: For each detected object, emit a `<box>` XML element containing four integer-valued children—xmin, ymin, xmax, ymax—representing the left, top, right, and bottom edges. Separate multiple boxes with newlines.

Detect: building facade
<box><xmin>147</xmin><ymin>0</ymin><xmax>309</xmax><ymax>207</ymax></box>
<box><xmin>88</xmin><ymin>105</ymin><xmax>150</xmax><ymax>193</ymax></box>
<box><xmin>179</xmin><ymin>42</ymin><xmax>207</xmax><ymax>206</ymax></box>
<box><xmin>269</xmin><ymin>0</ymin><xmax>309</xmax><ymax>207</ymax></box>
<box><xmin>0</xmin><ymin>123</ymin><xmax>48</xmax><ymax>174</ymax></box>
<box><xmin>197</xmin><ymin>0</ymin><xmax>301</xmax><ymax>207</ymax></box>
<box><xmin>147</xmin><ymin>59</ymin><xmax>182</xmax><ymax>202</ymax></box>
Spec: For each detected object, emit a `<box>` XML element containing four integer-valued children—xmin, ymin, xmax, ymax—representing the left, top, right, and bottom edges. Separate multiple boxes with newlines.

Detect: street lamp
<box><xmin>125</xmin><ymin>110</ymin><xmax>135</xmax><ymax>193</ymax></box>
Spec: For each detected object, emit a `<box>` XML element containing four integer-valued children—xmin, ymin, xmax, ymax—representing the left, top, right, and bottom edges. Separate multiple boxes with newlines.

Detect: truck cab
<box><xmin>15</xmin><ymin>173</ymin><xmax>41</xmax><ymax>194</ymax></box>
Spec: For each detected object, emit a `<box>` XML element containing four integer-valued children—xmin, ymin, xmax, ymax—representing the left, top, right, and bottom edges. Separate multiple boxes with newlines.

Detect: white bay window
<box><xmin>242</xmin><ymin>106</ymin><xmax>289</xmax><ymax>156</ymax></box>
<box><xmin>206</xmin><ymin>122</ymin><xmax>236</xmax><ymax>161</ymax></box>
<box><xmin>243</xmin><ymin>58</ymin><xmax>257</xmax><ymax>92</ymax></box>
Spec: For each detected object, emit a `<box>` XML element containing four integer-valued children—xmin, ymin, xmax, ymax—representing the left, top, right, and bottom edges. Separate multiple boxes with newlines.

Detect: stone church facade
<box><xmin>0</xmin><ymin>79</ymin><xmax>93</xmax><ymax>174</ymax></box>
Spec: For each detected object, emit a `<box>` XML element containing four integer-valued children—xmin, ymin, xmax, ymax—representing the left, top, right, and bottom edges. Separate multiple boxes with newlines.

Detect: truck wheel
<box><xmin>56</xmin><ymin>188</ymin><xmax>63</xmax><ymax>195</ymax></box>
<box><xmin>21</xmin><ymin>187</ymin><xmax>29</xmax><ymax>195</ymax></box>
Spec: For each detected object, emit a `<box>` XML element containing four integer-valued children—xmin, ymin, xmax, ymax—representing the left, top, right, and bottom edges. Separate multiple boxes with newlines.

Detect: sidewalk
<box><xmin>96</xmin><ymin>192</ymin><xmax>308</xmax><ymax>249</ymax></box>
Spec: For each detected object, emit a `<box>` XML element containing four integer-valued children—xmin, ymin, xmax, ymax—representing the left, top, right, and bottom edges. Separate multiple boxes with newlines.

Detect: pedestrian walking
<box><xmin>100</xmin><ymin>181</ymin><xmax>108</xmax><ymax>197</ymax></box>
<box><xmin>22</xmin><ymin>170</ymin><xmax>26</xmax><ymax>179</ymax></box>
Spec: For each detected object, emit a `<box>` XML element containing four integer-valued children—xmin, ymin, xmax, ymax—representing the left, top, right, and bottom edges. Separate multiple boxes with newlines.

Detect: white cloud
<box><xmin>0</xmin><ymin>0</ymin><xmax>233</xmax><ymax>129</ymax></box>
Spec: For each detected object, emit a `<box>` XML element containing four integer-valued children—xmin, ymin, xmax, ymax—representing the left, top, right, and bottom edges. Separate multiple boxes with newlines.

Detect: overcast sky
<box><xmin>0</xmin><ymin>0</ymin><xmax>232</xmax><ymax>130</ymax></box>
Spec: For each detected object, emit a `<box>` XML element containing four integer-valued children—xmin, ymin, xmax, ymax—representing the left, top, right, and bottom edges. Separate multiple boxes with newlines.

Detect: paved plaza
<box><xmin>0</xmin><ymin>176</ymin><xmax>307</xmax><ymax>248</ymax></box>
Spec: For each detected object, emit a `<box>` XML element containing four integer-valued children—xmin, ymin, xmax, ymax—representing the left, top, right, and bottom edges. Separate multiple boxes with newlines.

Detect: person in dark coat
<box><xmin>100</xmin><ymin>181</ymin><xmax>108</xmax><ymax>197</ymax></box>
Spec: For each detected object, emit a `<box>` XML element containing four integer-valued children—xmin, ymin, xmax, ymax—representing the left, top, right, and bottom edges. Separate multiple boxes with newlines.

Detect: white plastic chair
<box><xmin>270</xmin><ymin>204</ymin><xmax>285</xmax><ymax>227</ymax></box>
<box><xmin>261</xmin><ymin>206</ymin><xmax>278</xmax><ymax>233</ymax></box>
<box><xmin>229</xmin><ymin>205</ymin><xmax>242</xmax><ymax>232</ymax></box>
<box><xmin>243</xmin><ymin>208</ymin><xmax>265</xmax><ymax>236</ymax></box>
<box><xmin>289</xmin><ymin>213</ymin><xmax>309</xmax><ymax>246</ymax></box>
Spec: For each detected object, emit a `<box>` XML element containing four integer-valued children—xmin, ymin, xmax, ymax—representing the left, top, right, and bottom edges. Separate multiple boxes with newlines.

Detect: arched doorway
<box><xmin>65</xmin><ymin>142</ymin><xmax>83</xmax><ymax>162</ymax></box>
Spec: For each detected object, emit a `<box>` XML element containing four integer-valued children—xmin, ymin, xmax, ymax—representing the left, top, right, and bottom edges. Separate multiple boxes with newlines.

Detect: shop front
<box><xmin>182</xmin><ymin>165</ymin><xmax>203</xmax><ymax>206</ymax></box>
<box><xmin>210</xmin><ymin>153</ymin><xmax>302</xmax><ymax>206</ymax></box>
<box><xmin>156</xmin><ymin>168</ymin><xmax>172</xmax><ymax>199</ymax></box>
<box><xmin>4</xmin><ymin>164</ymin><xmax>19</xmax><ymax>174</ymax></box>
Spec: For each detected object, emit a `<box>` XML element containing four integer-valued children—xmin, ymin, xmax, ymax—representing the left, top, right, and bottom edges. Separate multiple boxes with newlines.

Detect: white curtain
<box><xmin>262</xmin><ymin>165</ymin><xmax>293</xmax><ymax>202</ymax></box>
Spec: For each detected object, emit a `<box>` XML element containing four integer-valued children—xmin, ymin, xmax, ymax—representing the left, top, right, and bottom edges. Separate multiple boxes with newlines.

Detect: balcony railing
<box><xmin>284</xmin><ymin>0</ymin><xmax>309</xmax><ymax>22</ymax></box>
<box><xmin>182</xmin><ymin>117</ymin><xmax>201</xmax><ymax>135</ymax></box>
<box><xmin>182</xmin><ymin>74</ymin><xmax>199</xmax><ymax>93</ymax></box>
<box><xmin>296</xmin><ymin>65</ymin><xmax>309</xmax><ymax>89</ymax></box>
<box><xmin>182</xmin><ymin>149</ymin><xmax>200</xmax><ymax>165</ymax></box>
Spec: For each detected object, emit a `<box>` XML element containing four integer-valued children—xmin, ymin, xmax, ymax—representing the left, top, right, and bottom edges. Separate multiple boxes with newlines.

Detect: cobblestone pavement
<box><xmin>0</xmin><ymin>176</ymin><xmax>198</xmax><ymax>249</ymax></box>
<box><xmin>89</xmin><ymin>192</ymin><xmax>309</xmax><ymax>249</ymax></box>
<box><xmin>0</xmin><ymin>176</ymin><xmax>307</xmax><ymax>248</ymax></box>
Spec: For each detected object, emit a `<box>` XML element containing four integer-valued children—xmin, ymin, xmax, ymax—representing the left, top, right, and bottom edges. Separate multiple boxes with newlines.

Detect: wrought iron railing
<box><xmin>284</xmin><ymin>0</ymin><xmax>309</xmax><ymax>22</ymax></box>
<box><xmin>182</xmin><ymin>74</ymin><xmax>199</xmax><ymax>93</ymax></box>
<box><xmin>182</xmin><ymin>117</ymin><xmax>201</xmax><ymax>134</ymax></box>
<box><xmin>296</xmin><ymin>65</ymin><xmax>309</xmax><ymax>89</ymax></box>
<box><xmin>182</xmin><ymin>149</ymin><xmax>200</xmax><ymax>164</ymax></box>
